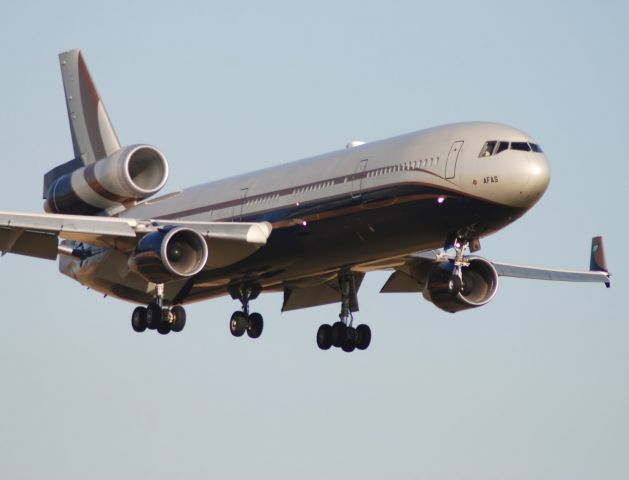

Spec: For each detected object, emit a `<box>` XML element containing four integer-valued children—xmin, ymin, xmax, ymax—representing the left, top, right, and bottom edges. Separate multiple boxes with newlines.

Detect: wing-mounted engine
<box><xmin>128</xmin><ymin>226</ymin><xmax>208</xmax><ymax>284</ymax></box>
<box><xmin>423</xmin><ymin>257</ymin><xmax>499</xmax><ymax>313</ymax></box>
<box><xmin>44</xmin><ymin>144</ymin><xmax>169</xmax><ymax>215</ymax></box>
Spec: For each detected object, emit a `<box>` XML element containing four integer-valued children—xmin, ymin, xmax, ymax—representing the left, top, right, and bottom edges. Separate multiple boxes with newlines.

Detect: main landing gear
<box><xmin>130</xmin><ymin>283</ymin><xmax>186</xmax><ymax>335</ymax></box>
<box><xmin>229</xmin><ymin>285</ymin><xmax>264</xmax><ymax>340</ymax></box>
<box><xmin>316</xmin><ymin>272</ymin><xmax>371</xmax><ymax>352</ymax></box>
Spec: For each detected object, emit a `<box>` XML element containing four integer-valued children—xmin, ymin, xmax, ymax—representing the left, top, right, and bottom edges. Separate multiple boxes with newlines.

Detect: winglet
<box><xmin>590</xmin><ymin>236</ymin><xmax>610</xmax><ymax>287</ymax></box>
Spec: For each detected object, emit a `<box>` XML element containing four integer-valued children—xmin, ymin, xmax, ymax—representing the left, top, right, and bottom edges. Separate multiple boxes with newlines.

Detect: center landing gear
<box><xmin>130</xmin><ymin>283</ymin><xmax>187</xmax><ymax>335</ymax></box>
<box><xmin>316</xmin><ymin>272</ymin><xmax>371</xmax><ymax>352</ymax></box>
<box><xmin>229</xmin><ymin>285</ymin><xmax>264</xmax><ymax>340</ymax></box>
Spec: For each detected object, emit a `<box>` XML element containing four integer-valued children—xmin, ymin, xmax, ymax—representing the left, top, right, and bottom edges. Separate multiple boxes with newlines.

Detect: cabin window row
<box><xmin>366</xmin><ymin>157</ymin><xmax>440</xmax><ymax>178</ymax></box>
<box><xmin>292</xmin><ymin>180</ymin><xmax>335</xmax><ymax>196</ymax></box>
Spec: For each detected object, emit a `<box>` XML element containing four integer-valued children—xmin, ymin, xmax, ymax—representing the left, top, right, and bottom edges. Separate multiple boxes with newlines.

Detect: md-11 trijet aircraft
<box><xmin>0</xmin><ymin>50</ymin><xmax>611</xmax><ymax>352</ymax></box>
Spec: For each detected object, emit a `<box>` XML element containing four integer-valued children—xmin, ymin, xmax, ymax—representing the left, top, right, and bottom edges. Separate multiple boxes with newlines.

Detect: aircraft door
<box><xmin>445</xmin><ymin>141</ymin><xmax>463</xmax><ymax>179</ymax></box>
<box><xmin>351</xmin><ymin>159</ymin><xmax>368</xmax><ymax>198</ymax></box>
<box><xmin>233</xmin><ymin>187</ymin><xmax>249</xmax><ymax>221</ymax></box>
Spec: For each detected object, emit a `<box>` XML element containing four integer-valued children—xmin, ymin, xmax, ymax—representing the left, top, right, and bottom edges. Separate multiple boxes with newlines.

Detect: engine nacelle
<box><xmin>45</xmin><ymin>144</ymin><xmax>169</xmax><ymax>215</ymax></box>
<box><xmin>128</xmin><ymin>227</ymin><xmax>208</xmax><ymax>284</ymax></box>
<box><xmin>423</xmin><ymin>257</ymin><xmax>499</xmax><ymax>313</ymax></box>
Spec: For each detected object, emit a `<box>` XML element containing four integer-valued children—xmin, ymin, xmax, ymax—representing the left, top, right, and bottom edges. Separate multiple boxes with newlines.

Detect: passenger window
<box><xmin>511</xmin><ymin>142</ymin><xmax>531</xmax><ymax>151</ymax></box>
<box><xmin>479</xmin><ymin>141</ymin><xmax>497</xmax><ymax>157</ymax></box>
<box><xmin>495</xmin><ymin>141</ymin><xmax>509</xmax><ymax>154</ymax></box>
<box><xmin>530</xmin><ymin>143</ymin><xmax>544</xmax><ymax>153</ymax></box>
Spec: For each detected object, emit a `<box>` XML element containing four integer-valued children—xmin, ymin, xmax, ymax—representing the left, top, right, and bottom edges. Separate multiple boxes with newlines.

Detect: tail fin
<box><xmin>44</xmin><ymin>49</ymin><xmax>121</xmax><ymax>197</ymax></box>
<box><xmin>590</xmin><ymin>236</ymin><xmax>610</xmax><ymax>287</ymax></box>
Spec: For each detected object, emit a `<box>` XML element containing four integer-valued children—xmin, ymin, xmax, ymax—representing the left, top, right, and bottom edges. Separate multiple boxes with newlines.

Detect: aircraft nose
<box><xmin>496</xmin><ymin>152</ymin><xmax>550</xmax><ymax>209</ymax></box>
<box><xmin>522</xmin><ymin>154</ymin><xmax>550</xmax><ymax>207</ymax></box>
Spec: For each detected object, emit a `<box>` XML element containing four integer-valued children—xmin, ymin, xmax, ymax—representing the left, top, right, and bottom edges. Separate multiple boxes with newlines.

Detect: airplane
<box><xmin>0</xmin><ymin>49</ymin><xmax>611</xmax><ymax>352</ymax></box>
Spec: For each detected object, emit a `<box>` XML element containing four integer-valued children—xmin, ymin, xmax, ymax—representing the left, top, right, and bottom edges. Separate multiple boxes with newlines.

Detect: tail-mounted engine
<box><xmin>128</xmin><ymin>226</ymin><xmax>208</xmax><ymax>284</ymax></box>
<box><xmin>423</xmin><ymin>257</ymin><xmax>499</xmax><ymax>313</ymax></box>
<box><xmin>44</xmin><ymin>144</ymin><xmax>169</xmax><ymax>215</ymax></box>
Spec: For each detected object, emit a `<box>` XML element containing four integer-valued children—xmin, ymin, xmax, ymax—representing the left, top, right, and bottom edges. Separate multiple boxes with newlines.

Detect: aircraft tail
<box><xmin>42</xmin><ymin>50</ymin><xmax>169</xmax><ymax>216</ymax></box>
<box><xmin>43</xmin><ymin>49</ymin><xmax>122</xmax><ymax>197</ymax></box>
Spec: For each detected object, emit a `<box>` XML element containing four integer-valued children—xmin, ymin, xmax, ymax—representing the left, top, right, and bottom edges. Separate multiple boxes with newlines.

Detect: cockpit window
<box><xmin>480</xmin><ymin>140</ymin><xmax>544</xmax><ymax>157</ymax></box>
<box><xmin>479</xmin><ymin>141</ymin><xmax>497</xmax><ymax>157</ymax></box>
<box><xmin>530</xmin><ymin>143</ymin><xmax>543</xmax><ymax>153</ymax></box>
<box><xmin>511</xmin><ymin>142</ymin><xmax>531</xmax><ymax>151</ymax></box>
<box><xmin>495</xmin><ymin>141</ymin><xmax>509</xmax><ymax>154</ymax></box>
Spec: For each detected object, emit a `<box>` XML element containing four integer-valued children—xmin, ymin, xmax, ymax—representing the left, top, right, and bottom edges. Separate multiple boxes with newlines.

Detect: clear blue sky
<box><xmin>1</xmin><ymin>1</ymin><xmax>627</xmax><ymax>479</ymax></box>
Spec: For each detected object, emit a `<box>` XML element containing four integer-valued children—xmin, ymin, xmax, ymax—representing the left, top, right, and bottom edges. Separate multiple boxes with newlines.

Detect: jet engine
<box><xmin>423</xmin><ymin>257</ymin><xmax>499</xmax><ymax>313</ymax></box>
<box><xmin>128</xmin><ymin>227</ymin><xmax>208</xmax><ymax>284</ymax></box>
<box><xmin>45</xmin><ymin>144</ymin><xmax>169</xmax><ymax>215</ymax></box>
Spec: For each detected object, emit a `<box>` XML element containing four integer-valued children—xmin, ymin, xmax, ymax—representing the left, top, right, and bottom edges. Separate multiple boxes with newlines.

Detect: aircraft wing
<box><xmin>381</xmin><ymin>236</ymin><xmax>611</xmax><ymax>293</ymax></box>
<box><xmin>0</xmin><ymin>210</ymin><xmax>272</xmax><ymax>267</ymax></box>
<box><xmin>491</xmin><ymin>262</ymin><xmax>610</xmax><ymax>285</ymax></box>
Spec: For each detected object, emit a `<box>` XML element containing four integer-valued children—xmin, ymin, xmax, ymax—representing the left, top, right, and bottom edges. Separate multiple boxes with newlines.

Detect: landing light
<box><xmin>437</xmin><ymin>196</ymin><xmax>445</xmax><ymax>204</ymax></box>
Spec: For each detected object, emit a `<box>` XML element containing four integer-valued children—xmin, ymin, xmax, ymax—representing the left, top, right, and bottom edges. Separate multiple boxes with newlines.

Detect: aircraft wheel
<box><xmin>170</xmin><ymin>306</ymin><xmax>186</xmax><ymax>333</ymax></box>
<box><xmin>317</xmin><ymin>324</ymin><xmax>332</xmax><ymax>350</ymax></box>
<box><xmin>342</xmin><ymin>327</ymin><xmax>358</xmax><ymax>352</ymax></box>
<box><xmin>146</xmin><ymin>303</ymin><xmax>161</xmax><ymax>330</ymax></box>
<box><xmin>230</xmin><ymin>311</ymin><xmax>248</xmax><ymax>337</ymax></box>
<box><xmin>247</xmin><ymin>312</ymin><xmax>264</xmax><ymax>339</ymax></box>
<box><xmin>157</xmin><ymin>320</ymin><xmax>171</xmax><ymax>335</ymax></box>
<box><xmin>131</xmin><ymin>306</ymin><xmax>148</xmax><ymax>332</ymax></box>
<box><xmin>356</xmin><ymin>324</ymin><xmax>371</xmax><ymax>350</ymax></box>
<box><xmin>331</xmin><ymin>321</ymin><xmax>347</xmax><ymax>347</ymax></box>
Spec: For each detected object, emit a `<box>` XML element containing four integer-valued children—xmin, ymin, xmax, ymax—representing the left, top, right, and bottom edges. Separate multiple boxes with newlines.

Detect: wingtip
<box><xmin>590</xmin><ymin>236</ymin><xmax>608</xmax><ymax>273</ymax></box>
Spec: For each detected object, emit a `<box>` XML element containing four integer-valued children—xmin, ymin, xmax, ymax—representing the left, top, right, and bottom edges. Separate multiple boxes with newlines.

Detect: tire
<box><xmin>247</xmin><ymin>312</ymin><xmax>263</xmax><ymax>339</ymax></box>
<box><xmin>356</xmin><ymin>324</ymin><xmax>371</xmax><ymax>350</ymax></box>
<box><xmin>157</xmin><ymin>321</ymin><xmax>171</xmax><ymax>335</ymax></box>
<box><xmin>316</xmin><ymin>324</ymin><xmax>332</xmax><ymax>350</ymax></box>
<box><xmin>331</xmin><ymin>321</ymin><xmax>347</xmax><ymax>347</ymax></box>
<box><xmin>131</xmin><ymin>306</ymin><xmax>148</xmax><ymax>332</ymax></box>
<box><xmin>342</xmin><ymin>327</ymin><xmax>358</xmax><ymax>352</ymax></box>
<box><xmin>230</xmin><ymin>311</ymin><xmax>248</xmax><ymax>337</ymax></box>
<box><xmin>146</xmin><ymin>303</ymin><xmax>161</xmax><ymax>330</ymax></box>
<box><xmin>171</xmin><ymin>305</ymin><xmax>186</xmax><ymax>332</ymax></box>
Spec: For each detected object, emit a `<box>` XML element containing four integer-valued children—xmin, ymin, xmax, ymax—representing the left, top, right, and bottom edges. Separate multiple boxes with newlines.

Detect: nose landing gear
<box><xmin>448</xmin><ymin>236</ymin><xmax>480</xmax><ymax>295</ymax></box>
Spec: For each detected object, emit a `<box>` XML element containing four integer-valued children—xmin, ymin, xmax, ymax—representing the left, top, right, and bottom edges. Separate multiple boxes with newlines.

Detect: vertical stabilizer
<box><xmin>59</xmin><ymin>49</ymin><xmax>121</xmax><ymax>165</ymax></box>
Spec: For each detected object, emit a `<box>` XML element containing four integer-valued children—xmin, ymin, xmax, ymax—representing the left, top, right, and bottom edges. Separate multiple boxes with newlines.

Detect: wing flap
<box><xmin>380</xmin><ymin>270</ymin><xmax>422</xmax><ymax>293</ymax></box>
<box><xmin>0</xmin><ymin>228</ymin><xmax>58</xmax><ymax>260</ymax></box>
<box><xmin>282</xmin><ymin>272</ymin><xmax>364</xmax><ymax>312</ymax></box>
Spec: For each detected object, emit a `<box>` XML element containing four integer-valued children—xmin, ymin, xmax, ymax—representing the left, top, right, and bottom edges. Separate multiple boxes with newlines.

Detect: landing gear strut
<box><xmin>229</xmin><ymin>284</ymin><xmax>264</xmax><ymax>339</ymax></box>
<box><xmin>448</xmin><ymin>236</ymin><xmax>480</xmax><ymax>296</ymax></box>
<box><xmin>130</xmin><ymin>283</ymin><xmax>187</xmax><ymax>335</ymax></box>
<box><xmin>317</xmin><ymin>272</ymin><xmax>371</xmax><ymax>352</ymax></box>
